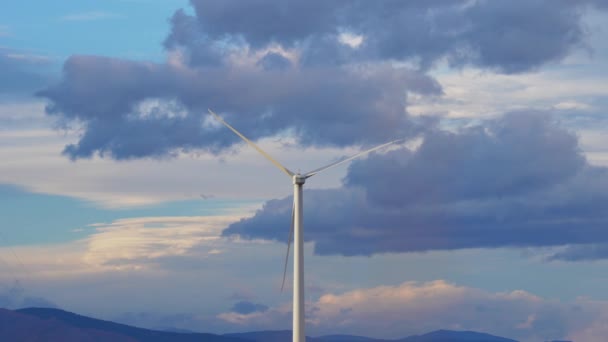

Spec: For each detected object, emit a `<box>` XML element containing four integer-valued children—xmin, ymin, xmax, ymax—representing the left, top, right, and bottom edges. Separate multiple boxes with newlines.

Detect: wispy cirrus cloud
<box><xmin>0</xmin><ymin>215</ymin><xmax>242</xmax><ymax>277</ymax></box>
<box><xmin>60</xmin><ymin>11</ymin><xmax>125</xmax><ymax>22</ymax></box>
<box><xmin>0</xmin><ymin>25</ymin><xmax>10</xmax><ymax>37</ymax></box>
<box><xmin>82</xmin><ymin>216</ymin><xmax>235</xmax><ymax>270</ymax></box>
<box><xmin>0</xmin><ymin>48</ymin><xmax>53</xmax><ymax>95</ymax></box>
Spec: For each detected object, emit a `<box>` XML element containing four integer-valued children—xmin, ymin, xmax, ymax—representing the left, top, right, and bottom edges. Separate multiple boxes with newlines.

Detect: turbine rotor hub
<box><xmin>293</xmin><ymin>174</ymin><xmax>306</xmax><ymax>185</ymax></box>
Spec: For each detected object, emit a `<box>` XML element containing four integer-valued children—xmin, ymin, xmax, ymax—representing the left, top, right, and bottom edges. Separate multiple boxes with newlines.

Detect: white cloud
<box><xmin>217</xmin><ymin>280</ymin><xmax>608</xmax><ymax>342</ymax></box>
<box><xmin>0</xmin><ymin>215</ymin><xmax>245</xmax><ymax>278</ymax></box>
<box><xmin>0</xmin><ymin>213</ymin><xmax>294</xmax><ymax>320</ymax></box>
<box><xmin>82</xmin><ymin>216</ymin><xmax>233</xmax><ymax>269</ymax></box>
<box><xmin>408</xmin><ymin>67</ymin><xmax>608</xmax><ymax>120</ymax></box>
<box><xmin>567</xmin><ymin>298</ymin><xmax>608</xmax><ymax>342</ymax></box>
<box><xmin>0</xmin><ymin>101</ymin><xmax>51</xmax><ymax>128</ymax></box>
<box><xmin>406</xmin><ymin>11</ymin><xmax>608</xmax><ymax>124</ymax></box>
<box><xmin>338</xmin><ymin>32</ymin><xmax>364</xmax><ymax>48</ymax></box>
<box><xmin>0</xmin><ymin>137</ymin><xmax>356</xmax><ymax>207</ymax></box>
<box><xmin>553</xmin><ymin>101</ymin><xmax>593</xmax><ymax>111</ymax></box>
<box><xmin>578</xmin><ymin>129</ymin><xmax>608</xmax><ymax>166</ymax></box>
<box><xmin>5</xmin><ymin>53</ymin><xmax>51</xmax><ymax>64</ymax></box>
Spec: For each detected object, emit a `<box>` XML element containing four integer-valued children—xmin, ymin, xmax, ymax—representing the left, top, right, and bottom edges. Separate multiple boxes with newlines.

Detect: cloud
<box><xmin>61</xmin><ymin>11</ymin><xmax>125</xmax><ymax>22</ymax></box>
<box><xmin>0</xmin><ymin>121</ymin><xmax>360</xmax><ymax>207</ymax></box>
<box><xmin>0</xmin><ymin>48</ymin><xmax>53</xmax><ymax>95</ymax></box>
<box><xmin>223</xmin><ymin>111</ymin><xmax>608</xmax><ymax>256</ymax></box>
<box><xmin>180</xmin><ymin>0</ymin><xmax>599</xmax><ymax>72</ymax></box>
<box><xmin>0</xmin><ymin>214</ymin><xmax>247</xmax><ymax>279</ymax></box>
<box><xmin>566</xmin><ymin>298</ymin><xmax>608</xmax><ymax>342</ymax></box>
<box><xmin>230</xmin><ymin>301</ymin><xmax>268</xmax><ymax>314</ymax></box>
<box><xmin>548</xmin><ymin>244</ymin><xmax>608</xmax><ymax>261</ymax></box>
<box><xmin>216</xmin><ymin>280</ymin><xmax>608</xmax><ymax>341</ymax></box>
<box><xmin>0</xmin><ymin>101</ymin><xmax>53</xmax><ymax>131</ymax></box>
<box><xmin>82</xmin><ymin>216</ymin><xmax>236</xmax><ymax>269</ymax></box>
<box><xmin>256</xmin><ymin>52</ymin><xmax>292</xmax><ymax>71</ymax></box>
<box><xmin>38</xmin><ymin>0</ymin><xmax>608</xmax><ymax>161</ymax></box>
<box><xmin>0</xmin><ymin>212</ymin><xmax>288</xmax><ymax>322</ymax></box>
<box><xmin>408</xmin><ymin>67</ymin><xmax>608</xmax><ymax>120</ymax></box>
<box><xmin>2</xmin><ymin>205</ymin><xmax>606</xmax><ymax>340</ymax></box>
<box><xmin>38</xmin><ymin>55</ymin><xmax>438</xmax><ymax>160</ymax></box>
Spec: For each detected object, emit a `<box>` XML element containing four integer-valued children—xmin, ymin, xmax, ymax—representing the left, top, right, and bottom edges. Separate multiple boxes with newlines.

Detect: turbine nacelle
<box><xmin>293</xmin><ymin>174</ymin><xmax>307</xmax><ymax>185</ymax></box>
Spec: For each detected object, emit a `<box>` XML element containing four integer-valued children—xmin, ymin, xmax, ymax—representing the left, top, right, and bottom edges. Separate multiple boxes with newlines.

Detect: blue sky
<box><xmin>1</xmin><ymin>1</ymin><xmax>608</xmax><ymax>341</ymax></box>
<box><xmin>1</xmin><ymin>0</ymin><xmax>188</xmax><ymax>61</ymax></box>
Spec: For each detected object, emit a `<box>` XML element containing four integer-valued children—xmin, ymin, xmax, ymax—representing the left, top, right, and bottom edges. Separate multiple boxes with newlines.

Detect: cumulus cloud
<box><xmin>39</xmin><ymin>56</ymin><xmax>437</xmax><ymax>159</ymax></box>
<box><xmin>216</xmin><ymin>280</ymin><xmax>608</xmax><ymax>341</ymax></box>
<box><xmin>224</xmin><ymin>112</ymin><xmax>608</xmax><ymax>257</ymax></box>
<box><xmin>38</xmin><ymin>0</ymin><xmax>607</xmax><ymax>160</ymax></box>
<box><xmin>32</xmin><ymin>0</ymin><xmax>608</xmax><ymax>261</ymax></box>
<box><xmin>179</xmin><ymin>0</ymin><xmax>598</xmax><ymax>72</ymax></box>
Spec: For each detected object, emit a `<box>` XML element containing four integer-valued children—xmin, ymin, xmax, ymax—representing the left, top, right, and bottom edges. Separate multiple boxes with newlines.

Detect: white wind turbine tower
<box><xmin>209</xmin><ymin>109</ymin><xmax>401</xmax><ymax>342</ymax></box>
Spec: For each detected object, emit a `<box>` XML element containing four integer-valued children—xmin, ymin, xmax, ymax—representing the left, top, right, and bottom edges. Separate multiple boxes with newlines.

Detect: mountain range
<box><xmin>0</xmin><ymin>307</ymin><xmax>531</xmax><ymax>341</ymax></box>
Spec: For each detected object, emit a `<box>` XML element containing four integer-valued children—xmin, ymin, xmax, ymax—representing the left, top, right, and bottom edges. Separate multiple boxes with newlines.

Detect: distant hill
<box><xmin>317</xmin><ymin>335</ymin><xmax>383</xmax><ymax>341</ymax></box>
<box><xmin>0</xmin><ymin>308</ymin><xmax>136</xmax><ymax>341</ymax></box>
<box><xmin>4</xmin><ymin>307</ymin><xmax>520</xmax><ymax>342</ymax></box>
<box><xmin>226</xmin><ymin>329</ymin><xmax>517</xmax><ymax>342</ymax></box>
<box><xmin>225</xmin><ymin>331</ymin><xmax>386</xmax><ymax>342</ymax></box>
<box><xmin>225</xmin><ymin>330</ymin><xmax>313</xmax><ymax>341</ymax></box>
<box><xmin>398</xmin><ymin>329</ymin><xmax>517</xmax><ymax>342</ymax></box>
<box><xmin>15</xmin><ymin>308</ymin><xmax>247</xmax><ymax>342</ymax></box>
<box><xmin>224</xmin><ymin>331</ymin><xmax>379</xmax><ymax>342</ymax></box>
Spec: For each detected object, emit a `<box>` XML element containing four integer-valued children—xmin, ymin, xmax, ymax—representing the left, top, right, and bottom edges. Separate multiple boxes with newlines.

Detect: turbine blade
<box><xmin>305</xmin><ymin>139</ymin><xmax>403</xmax><ymax>177</ymax></box>
<box><xmin>281</xmin><ymin>200</ymin><xmax>295</xmax><ymax>292</ymax></box>
<box><xmin>208</xmin><ymin>109</ymin><xmax>294</xmax><ymax>177</ymax></box>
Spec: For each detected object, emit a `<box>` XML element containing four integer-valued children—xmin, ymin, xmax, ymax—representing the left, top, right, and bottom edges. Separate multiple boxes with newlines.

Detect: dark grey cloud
<box><xmin>183</xmin><ymin>0</ymin><xmax>341</xmax><ymax>49</ymax></box>
<box><xmin>346</xmin><ymin>112</ymin><xmax>586</xmax><ymax>207</ymax></box>
<box><xmin>223</xmin><ymin>112</ymin><xmax>608</xmax><ymax>256</ymax></box>
<box><xmin>230</xmin><ymin>301</ymin><xmax>268</xmax><ymax>315</ymax></box>
<box><xmin>164</xmin><ymin>9</ymin><xmax>225</xmax><ymax>67</ymax></box>
<box><xmin>38</xmin><ymin>0</ymin><xmax>607</xmax><ymax>160</ymax></box>
<box><xmin>38</xmin><ymin>55</ymin><xmax>439</xmax><ymax>159</ymax></box>
<box><xmin>178</xmin><ymin>0</ymin><xmax>599</xmax><ymax>73</ymax></box>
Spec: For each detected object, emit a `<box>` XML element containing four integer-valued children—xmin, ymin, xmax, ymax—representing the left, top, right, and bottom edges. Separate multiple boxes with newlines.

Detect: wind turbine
<box><xmin>209</xmin><ymin>109</ymin><xmax>401</xmax><ymax>342</ymax></box>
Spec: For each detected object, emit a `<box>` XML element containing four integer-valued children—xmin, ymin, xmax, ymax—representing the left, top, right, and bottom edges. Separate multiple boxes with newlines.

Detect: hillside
<box><xmin>3</xmin><ymin>307</ymin><xmax>520</xmax><ymax>342</ymax></box>
<box><xmin>16</xmin><ymin>308</ymin><xmax>247</xmax><ymax>342</ymax></box>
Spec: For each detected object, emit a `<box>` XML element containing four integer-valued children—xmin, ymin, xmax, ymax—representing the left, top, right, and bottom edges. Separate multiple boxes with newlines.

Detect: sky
<box><xmin>1</xmin><ymin>1</ymin><xmax>608</xmax><ymax>341</ymax></box>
